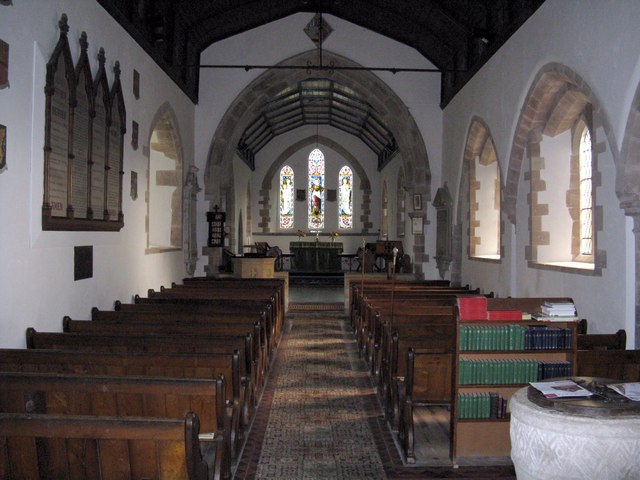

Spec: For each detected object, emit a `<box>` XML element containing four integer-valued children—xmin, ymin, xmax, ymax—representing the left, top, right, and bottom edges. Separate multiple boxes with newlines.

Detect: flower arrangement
<box><xmin>329</xmin><ymin>231</ymin><xmax>339</xmax><ymax>243</ymax></box>
<box><xmin>296</xmin><ymin>229</ymin><xmax>306</xmax><ymax>239</ymax></box>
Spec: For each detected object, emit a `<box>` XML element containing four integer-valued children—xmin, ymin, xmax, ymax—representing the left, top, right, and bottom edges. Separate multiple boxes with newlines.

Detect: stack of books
<box><xmin>457</xmin><ymin>296</ymin><xmax>488</xmax><ymax>320</ymax></box>
<box><xmin>533</xmin><ymin>301</ymin><xmax>579</xmax><ymax>321</ymax></box>
<box><xmin>487</xmin><ymin>310</ymin><xmax>523</xmax><ymax>321</ymax></box>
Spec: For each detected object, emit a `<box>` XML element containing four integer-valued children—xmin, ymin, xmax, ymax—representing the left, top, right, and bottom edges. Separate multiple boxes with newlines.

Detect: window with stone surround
<box><xmin>148</xmin><ymin>115</ymin><xmax>182</xmax><ymax>251</ymax></box>
<box><xmin>469</xmin><ymin>143</ymin><xmax>501</xmax><ymax>260</ymax></box>
<box><xmin>528</xmin><ymin>110</ymin><xmax>595</xmax><ymax>270</ymax></box>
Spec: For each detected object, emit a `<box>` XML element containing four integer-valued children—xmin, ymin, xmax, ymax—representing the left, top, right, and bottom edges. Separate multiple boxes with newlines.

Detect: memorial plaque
<box><xmin>49</xmin><ymin>55</ymin><xmax>70</xmax><ymax>217</ymax></box>
<box><xmin>74</xmin><ymin>245</ymin><xmax>93</xmax><ymax>280</ymax></box>
<box><xmin>0</xmin><ymin>39</ymin><xmax>8</xmax><ymax>89</ymax></box>
<box><xmin>72</xmin><ymin>73</ymin><xmax>90</xmax><ymax>218</ymax></box>
<box><xmin>106</xmin><ymin>119</ymin><xmax>121</xmax><ymax>220</ymax></box>
<box><xmin>0</xmin><ymin>124</ymin><xmax>6</xmax><ymax>170</ymax></box>
<box><xmin>42</xmin><ymin>16</ymin><xmax>125</xmax><ymax>231</ymax></box>
<box><xmin>91</xmin><ymin>85</ymin><xmax>106</xmax><ymax>220</ymax></box>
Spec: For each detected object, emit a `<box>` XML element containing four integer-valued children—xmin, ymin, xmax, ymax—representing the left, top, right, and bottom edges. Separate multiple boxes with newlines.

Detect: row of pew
<box><xmin>0</xmin><ymin>277</ymin><xmax>285</xmax><ymax>480</ymax></box>
<box><xmin>349</xmin><ymin>279</ymin><xmax>638</xmax><ymax>464</ymax></box>
<box><xmin>349</xmin><ymin>279</ymin><xmax>483</xmax><ymax>463</ymax></box>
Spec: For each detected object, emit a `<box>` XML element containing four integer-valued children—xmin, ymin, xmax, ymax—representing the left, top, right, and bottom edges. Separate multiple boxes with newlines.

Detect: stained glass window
<box><xmin>308</xmin><ymin>148</ymin><xmax>325</xmax><ymax>229</ymax></box>
<box><xmin>579</xmin><ymin>127</ymin><xmax>593</xmax><ymax>256</ymax></box>
<box><xmin>338</xmin><ymin>166</ymin><xmax>353</xmax><ymax>229</ymax></box>
<box><xmin>279</xmin><ymin>165</ymin><xmax>294</xmax><ymax>229</ymax></box>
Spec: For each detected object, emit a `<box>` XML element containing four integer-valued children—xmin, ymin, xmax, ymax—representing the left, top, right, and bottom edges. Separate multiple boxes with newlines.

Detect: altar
<box><xmin>290</xmin><ymin>241</ymin><xmax>343</xmax><ymax>272</ymax></box>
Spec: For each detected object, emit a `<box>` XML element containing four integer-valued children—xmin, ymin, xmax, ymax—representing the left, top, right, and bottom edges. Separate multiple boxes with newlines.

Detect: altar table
<box><xmin>290</xmin><ymin>241</ymin><xmax>343</xmax><ymax>272</ymax></box>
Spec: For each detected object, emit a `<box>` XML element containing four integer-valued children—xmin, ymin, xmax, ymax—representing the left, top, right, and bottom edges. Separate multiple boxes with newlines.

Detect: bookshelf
<box><xmin>450</xmin><ymin>297</ymin><xmax>578</xmax><ymax>462</ymax></box>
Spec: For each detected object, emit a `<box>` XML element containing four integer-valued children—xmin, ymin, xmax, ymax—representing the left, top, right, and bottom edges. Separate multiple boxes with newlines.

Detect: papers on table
<box><xmin>530</xmin><ymin>379</ymin><xmax>593</xmax><ymax>398</ymax></box>
<box><xmin>607</xmin><ymin>382</ymin><xmax>640</xmax><ymax>401</ymax></box>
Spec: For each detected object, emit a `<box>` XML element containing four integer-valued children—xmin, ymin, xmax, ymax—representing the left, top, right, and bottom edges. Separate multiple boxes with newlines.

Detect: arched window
<box><xmin>579</xmin><ymin>126</ymin><xmax>593</xmax><ymax>257</ymax></box>
<box><xmin>148</xmin><ymin>116</ymin><xmax>182</xmax><ymax>250</ymax></box>
<box><xmin>338</xmin><ymin>166</ymin><xmax>353</xmax><ymax>229</ymax></box>
<box><xmin>279</xmin><ymin>165</ymin><xmax>294</xmax><ymax>229</ymax></box>
<box><xmin>529</xmin><ymin>108</ymin><xmax>596</xmax><ymax>270</ymax></box>
<box><xmin>308</xmin><ymin>148</ymin><xmax>325</xmax><ymax>229</ymax></box>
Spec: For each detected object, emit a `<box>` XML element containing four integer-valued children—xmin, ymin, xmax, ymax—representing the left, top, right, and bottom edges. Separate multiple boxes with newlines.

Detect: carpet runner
<box><xmin>248</xmin><ymin>310</ymin><xmax>386</xmax><ymax>479</ymax></box>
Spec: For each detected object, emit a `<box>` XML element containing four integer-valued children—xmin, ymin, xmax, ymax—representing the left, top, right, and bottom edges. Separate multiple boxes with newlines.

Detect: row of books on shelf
<box><xmin>458</xmin><ymin>359</ymin><xmax>573</xmax><ymax>385</ymax></box>
<box><xmin>459</xmin><ymin>325</ymin><xmax>573</xmax><ymax>351</ymax></box>
<box><xmin>457</xmin><ymin>392</ymin><xmax>508</xmax><ymax>419</ymax></box>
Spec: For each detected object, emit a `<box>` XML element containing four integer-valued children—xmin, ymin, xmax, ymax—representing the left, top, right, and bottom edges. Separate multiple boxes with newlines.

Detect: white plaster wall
<box><xmin>194</xmin><ymin>12</ymin><xmax>441</xmax><ymax>276</ymax></box>
<box><xmin>0</xmin><ymin>0</ymin><xmax>195</xmax><ymax>348</ymax></box>
<box><xmin>443</xmin><ymin>0</ymin><xmax>639</xmax><ymax>341</ymax></box>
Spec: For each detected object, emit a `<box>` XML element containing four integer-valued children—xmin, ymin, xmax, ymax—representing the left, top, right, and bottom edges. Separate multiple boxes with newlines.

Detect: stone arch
<box><xmin>619</xmin><ymin>82</ymin><xmax>640</xmax><ymax>211</ymax></box>
<box><xmin>504</xmin><ymin>62</ymin><xmax>618</xmax><ymax>225</ymax></box>
<box><xmin>258</xmin><ymin>135</ymin><xmax>372</xmax><ymax>233</ymax></box>
<box><xmin>147</xmin><ymin>102</ymin><xmax>185</xmax><ymax>253</ymax></box>
<box><xmin>452</xmin><ymin>117</ymin><xmax>501</xmax><ymax>283</ymax></box>
<box><xmin>619</xmin><ymin>79</ymin><xmax>640</xmax><ymax>347</ymax></box>
<box><xmin>204</xmin><ymin>49</ymin><xmax>430</xmax><ymax>248</ymax></box>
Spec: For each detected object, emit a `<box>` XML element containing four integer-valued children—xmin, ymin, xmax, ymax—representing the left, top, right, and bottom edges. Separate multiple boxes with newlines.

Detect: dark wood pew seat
<box><xmin>0</xmin><ymin>412</ymin><xmax>210</xmax><ymax>480</ymax></box>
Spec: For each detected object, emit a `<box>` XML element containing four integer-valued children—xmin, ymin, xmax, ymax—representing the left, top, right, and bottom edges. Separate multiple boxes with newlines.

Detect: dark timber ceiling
<box><xmin>96</xmin><ymin>0</ymin><xmax>545</xmax><ymax>107</ymax></box>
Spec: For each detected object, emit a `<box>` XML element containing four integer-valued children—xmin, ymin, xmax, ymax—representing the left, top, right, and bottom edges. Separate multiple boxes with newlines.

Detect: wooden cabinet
<box><xmin>450</xmin><ymin>297</ymin><xmax>578</xmax><ymax>463</ymax></box>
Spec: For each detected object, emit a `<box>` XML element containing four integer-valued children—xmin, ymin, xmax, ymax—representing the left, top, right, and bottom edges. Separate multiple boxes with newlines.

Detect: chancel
<box><xmin>2</xmin><ymin>1</ymin><xmax>640</xmax><ymax>479</ymax></box>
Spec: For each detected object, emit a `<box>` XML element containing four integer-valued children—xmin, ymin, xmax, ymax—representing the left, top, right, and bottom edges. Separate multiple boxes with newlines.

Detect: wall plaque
<box><xmin>42</xmin><ymin>16</ymin><xmax>125</xmax><ymax>231</ymax></box>
<box><xmin>0</xmin><ymin>124</ymin><xmax>6</xmax><ymax>170</ymax></box>
<box><xmin>74</xmin><ymin>245</ymin><xmax>93</xmax><ymax>280</ymax></box>
<box><xmin>0</xmin><ymin>39</ymin><xmax>8</xmax><ymax>89</ymax></box>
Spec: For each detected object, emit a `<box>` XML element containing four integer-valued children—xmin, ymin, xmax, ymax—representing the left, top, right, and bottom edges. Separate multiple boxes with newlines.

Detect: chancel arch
<box><xmin>204</xmin><ymin>49</ymin><xmax>430</xmax><ymax>272</ymax></box>
<box><xmin>618</xmin><ymin>79</ymin><xmax>640</xmax><ymax>348</ymax></box>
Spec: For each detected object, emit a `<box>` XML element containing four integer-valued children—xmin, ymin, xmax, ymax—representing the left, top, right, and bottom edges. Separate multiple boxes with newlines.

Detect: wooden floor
<box><xmin>412</xmin><ymin>406</ymin><xmax>452</xmax><ymax>466</ymax></box>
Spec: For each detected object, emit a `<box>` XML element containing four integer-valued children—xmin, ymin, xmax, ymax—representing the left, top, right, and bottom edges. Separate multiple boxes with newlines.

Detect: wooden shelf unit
<box><xmin>450</xmin><ymin>297</ymin><xmax>578</xmax><ymax>463</ymax></box>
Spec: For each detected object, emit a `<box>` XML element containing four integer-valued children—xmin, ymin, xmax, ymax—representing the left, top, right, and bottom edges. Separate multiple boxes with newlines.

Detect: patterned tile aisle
<box><xmin>247</xmin><ymin>311</ymin><xmax>386</xmax><ymax>480</ymax></box>
<box><xmin>234</xmin><ymin>308</ymin><xmax>516</xmax><ymax>480</ymax></box>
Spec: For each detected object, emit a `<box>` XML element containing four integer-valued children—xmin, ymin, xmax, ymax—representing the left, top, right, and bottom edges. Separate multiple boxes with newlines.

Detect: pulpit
<box><xmin>290</xmin><ymin>241</ymin><xmax>343</xmax><ymax>272</ymax></box>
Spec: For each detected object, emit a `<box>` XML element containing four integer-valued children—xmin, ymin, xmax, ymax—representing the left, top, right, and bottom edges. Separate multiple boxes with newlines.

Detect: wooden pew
<box><xmin>354</xmin><ymin>288</ymin><xmax>477</xmax><ymax>355</ymax></box>
<box><xmin>67</xmin><ymin>314</ymin><xmax>268</xmax><ymax>397</ymax></box>
<box><xmin>110</xmin><ymin>301</ymin><xmax>277</xmax><ymax>368</ymax></box>
<box><xmin>0</xmin><ymin>412</ymin><xmax>210</xmax><ymax>480</ymax></box>
<box><xmin>0</xmin><ymin>372</ymin><xmax>230</xmax><ymax>479</ymax></box>
<box><xmin>26</xmin><ymin>328</ymin><xmax>256</xmax><ymax>425</ymax></box>
<box><xmin>124</xmin><ymin>297</ymin><xmax>281</xmax><ymax>355</ymax></box>
<box><xmin>577</xmin><ymin>329</ymin><xmax>627</xmax><ymax>350</ymax></box>
<box><xmin>577</xmin><ymin>349</ymin><xmax>640</xmax><ymax>381</ymax></box>
<box><xmin>381</xmin><ymin>327</ymin><xmax>455</xmax><ymax>429</ymax></box>
<box><xmin>150</xmin><ymin>285</ymin><xmax>285</xmax><ymax>343</ymax></box>
<box><xmin>399</xmin><ymin>348</ymin><xmax>453</xmax><ymax>464</ymax></box>
<box><xmin>0</xmin><ymin>348</ymin><xmax>246</xmax><ymax>459</ymax></box>
<box><xmin>365</xmin><ymin>302</ymin><xmax>457</xmax><ymax>370</ymax></box>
